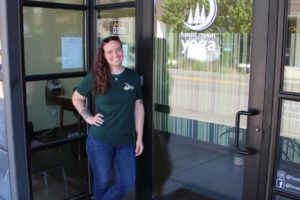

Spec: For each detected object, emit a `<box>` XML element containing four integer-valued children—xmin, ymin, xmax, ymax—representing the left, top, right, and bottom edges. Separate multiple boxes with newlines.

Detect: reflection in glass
<box><xmin>96</xmin><ymin>0</ymin><xmax>134</xmax><ymax>4</ymax></box>
<box><xmin>0</xmin><ymin>27</ymin><xmax>6</xmax><ymax>148</ymax></box>
<box><xmin>0</xmin><ymin>150</ymin><xmax>11</xmax><ymax>200</ymax></box>
<box><xmin>0</xmin><ymin>19</ymin><xmax>11</xmax><ymax>200</ymax></box>
<box><xmin>153</xmin><ymin>0</ymin><xmax>253</xmax><ymax>199</ymax></box>
<box><xmin>23</xmin><ymin>7</ymin><xmax>85</xmax><ymax>75</ymax></box>
<box><xmin>275</xmin><ymin>100</ymin><xmax>300</xmax><ymax>194</ymax></box>
<box><xmin>30</xmin><ymin>144</ymin><xmax>89</xmax><ymax>199</ymax></box>
<box><xmin>97</xmin><ymin>8</ymin><xmax>135</xmax><ymax>69</ymax></box>
<box><xmin>27</xmin><ymin>0</ymin><xmax>84</xmax><ymax>4</ymax></box>
<box><xmin>273</xmin><ymin>194</ymin><xmax>294</xmax><ymax>200</ymax></box>
<box><xmin>26</xmin><ymin>78</ymin><xmax>86</xmax><ymax>146</ymax></box>
<box><xmin>0</xmin><ymin>28</ymin><xmax>2</xmax><ymax>81</ymax></box>
<box><xmin>283</xmin><ymin>0</ymin><xmax>300</xmax><ymax>93</ymax></box>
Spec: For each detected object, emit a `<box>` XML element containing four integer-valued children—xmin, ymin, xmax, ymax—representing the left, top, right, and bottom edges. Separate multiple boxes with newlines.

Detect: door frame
<box><xmin>0</xmin><ymin>0</ymin><xmax>30</xmax><ymax>199</ymax></box>
<box><xmin>265</xmin><ymin>0</ymin><xmax>300</xmax><ymax>199</ymax></box>
<box><xmin>244</xmin><ymin>0</ymin><xmax>273</xmax><ymax>198</ymax></box>
<box><xmin>260</xmin><ymin>0</ymin><xmax>281</xmax><ymax>199</ymax></box>
<box><xmin>135</xmin><ymin>0</ymin><xmax>154</xmax><ymax>199</ymax></box>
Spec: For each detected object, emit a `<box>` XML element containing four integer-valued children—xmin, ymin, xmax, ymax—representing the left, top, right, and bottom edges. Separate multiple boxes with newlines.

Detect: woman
<box><xmin>72</xmin><ymin>36</ymin><xmax>144</xmax><ymax>200</ymax></box>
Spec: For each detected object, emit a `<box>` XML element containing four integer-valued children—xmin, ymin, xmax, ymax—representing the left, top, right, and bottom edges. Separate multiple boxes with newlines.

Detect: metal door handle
<box><xmin>235</xmin><ymin>110</ymin><xmax>259</xmax><ymax>155</ymax></box>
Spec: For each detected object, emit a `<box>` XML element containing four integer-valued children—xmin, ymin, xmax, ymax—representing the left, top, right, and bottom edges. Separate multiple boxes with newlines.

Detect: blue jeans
<box><xmin>86</xmin><ymin>136</ymin><xmax>136</xmax><ymax>200</ymax></box>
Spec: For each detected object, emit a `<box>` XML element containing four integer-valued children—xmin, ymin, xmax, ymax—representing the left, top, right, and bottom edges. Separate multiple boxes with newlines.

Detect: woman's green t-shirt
<box><xmin>76</xmin><ymin>68</ymin><xmax>143</xmax><ymax>144</ymax></box>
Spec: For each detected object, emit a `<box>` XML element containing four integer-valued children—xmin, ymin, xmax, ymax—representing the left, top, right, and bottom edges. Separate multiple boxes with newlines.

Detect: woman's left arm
<box><xmin>135</xmin><ymin>99</ymin><xmax>145</xmax><ymax>156</ymax></box>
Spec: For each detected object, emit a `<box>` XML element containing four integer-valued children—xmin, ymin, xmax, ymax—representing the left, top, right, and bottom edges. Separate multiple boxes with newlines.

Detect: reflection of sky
<box><xmin>0</xmin><ymin>94</ymin><xmax>6</xmax><ymax>146</ymax></box>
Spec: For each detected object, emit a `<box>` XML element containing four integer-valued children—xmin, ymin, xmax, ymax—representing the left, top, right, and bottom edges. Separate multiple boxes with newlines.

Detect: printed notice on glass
<box><xmin>61</xmin><ymin>37</ymin><xmax>83</xmax><ymax>69</ymax></box>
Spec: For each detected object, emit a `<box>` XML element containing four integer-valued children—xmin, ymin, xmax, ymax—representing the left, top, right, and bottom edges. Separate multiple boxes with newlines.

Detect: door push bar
<box><xmin>235</xmin><ymin>110</ymin><xmax>259</xmax><ymax>155</ymax></box>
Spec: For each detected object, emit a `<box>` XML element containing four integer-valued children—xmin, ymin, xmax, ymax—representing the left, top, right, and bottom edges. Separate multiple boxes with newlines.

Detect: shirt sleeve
<box><xmin>135</xmin><ymin>73</ymin><xmax>143</xmax><ymax>100</ymax></box>
<box><xmin>76</xmin><ymin>73</ymin><xmax>93</xmax><ymax>97</ymax></box>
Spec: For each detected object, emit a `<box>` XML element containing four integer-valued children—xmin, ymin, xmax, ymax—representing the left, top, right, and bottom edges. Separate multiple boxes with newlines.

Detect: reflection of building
<box><xmin>2</xmin><ymin>0</ymin><xmax>300</xmax><ymax>200</ymax></box>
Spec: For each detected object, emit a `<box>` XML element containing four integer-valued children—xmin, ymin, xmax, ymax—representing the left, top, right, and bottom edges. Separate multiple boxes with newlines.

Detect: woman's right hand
<box><xmin>72</xmin><ymin>90</ymin><xmax>104</xmax><ymax>126</ymax></box>
<box><xmin>86</xmin><ymin>113</ymin><xmax>104</xmax><ymax>126</ymax></box>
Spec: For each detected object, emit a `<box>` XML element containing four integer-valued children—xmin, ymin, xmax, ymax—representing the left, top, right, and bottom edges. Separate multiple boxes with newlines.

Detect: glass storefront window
<box><xmin>97</xmin><ymin>8</ymin><xmax>135</xmax><ymax>69</ymax></box>
<box><xmin>26</xmin><ymin>77</ymin><xmax>86</xmax><ymax>145</ymax></box>
<box><xmin>26</xmin><ymin>0</ymin><xmax>85</xmax><ymax>4</ymax></box>
<box><xmin>274</xmin><ymin>100</ymin><xmax>300</xmax><ymax>195</ymax></box>
<box><xmin>283</xmin><ymin>0</ymin><xmax>300</xmax><ymax>93</ymax></box>
<box><xmin>96</xmin><ymin>0</ymin><xmax>134</xmax><ymax>4</ymax></box>
<box><xmin>23</xmin><ymin>7</ymin><xmax>85</xmax><ymax>75</ymax></box>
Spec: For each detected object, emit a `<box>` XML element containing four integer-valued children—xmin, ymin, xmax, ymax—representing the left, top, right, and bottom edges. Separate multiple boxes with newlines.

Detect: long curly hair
<box><xmin>92</xmin><ymin>36</ymin><xmax>122</xmax><ymax>95</ymax></box>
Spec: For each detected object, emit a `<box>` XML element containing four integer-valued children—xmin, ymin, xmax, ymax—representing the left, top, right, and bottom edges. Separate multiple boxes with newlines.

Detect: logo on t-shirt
<box><xmin>124</xmin><ymin>83</ymin><xmax>134</xmax><ymax>90</ymax></box>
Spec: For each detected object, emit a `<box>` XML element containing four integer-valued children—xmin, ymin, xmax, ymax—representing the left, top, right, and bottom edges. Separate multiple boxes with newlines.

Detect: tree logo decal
<box><xmin>183</xmin><ymin>0</ymin><xmax>218</xmax><ymax>31</ymax></box>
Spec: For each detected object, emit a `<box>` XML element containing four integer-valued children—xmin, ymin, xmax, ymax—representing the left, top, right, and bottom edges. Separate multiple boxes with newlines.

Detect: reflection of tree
<box><xmin>160</xmin><ymin>0</ymin><xmax>253</xmax><ymax>33</ymax></box>
<box><xmin>160</xmin><ymin>0</ymin><xmax>194</xmax><ymax>32</ymax></box>
<box><xmin>220</xmin><ymin>126</ymin><xmax>246</xmax><ymax>150</ymax></box>
<box><xmin>281</xmin><ymin>137</ymin><xmax>300</xmax><ymax>163</ymax></box>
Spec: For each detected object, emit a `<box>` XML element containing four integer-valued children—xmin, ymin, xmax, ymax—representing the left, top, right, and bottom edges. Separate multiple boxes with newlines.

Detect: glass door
<box><xmin>153</xmin><ymin>0</ymin><xmax>267</xmax><ymax>199</ymax></box>
<box><xmin>22</xmin><ymin>1</ymin><xmax>90</xmax><ymax>199</ymax></box>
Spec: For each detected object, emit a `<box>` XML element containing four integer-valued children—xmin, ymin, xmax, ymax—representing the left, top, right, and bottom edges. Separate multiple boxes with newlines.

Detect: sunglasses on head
<box><xmin>102</xmin><ymin>35</ymin><xmax>121</xmax><ymax>43</ymax></box>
